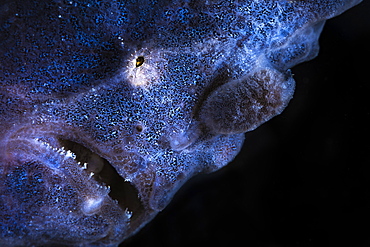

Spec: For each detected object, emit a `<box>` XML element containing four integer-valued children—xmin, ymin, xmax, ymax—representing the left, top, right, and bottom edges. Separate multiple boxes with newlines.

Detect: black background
<box><xmin>123</xmin><ymin>1</ymin><xmax>370</xmax><ymax>247</ymax></box>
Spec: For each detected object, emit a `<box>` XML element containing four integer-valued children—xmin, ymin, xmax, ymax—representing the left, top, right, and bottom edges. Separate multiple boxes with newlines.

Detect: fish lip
<box><xmin>4</xmin><ymin>122</ymin><xmax>109</xmax><ymax>169</ymax></box>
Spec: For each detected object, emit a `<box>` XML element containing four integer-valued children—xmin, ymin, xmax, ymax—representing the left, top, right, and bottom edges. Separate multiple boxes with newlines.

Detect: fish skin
<box><xmin>0</xmin><ymin>0</ymin><xmax>362</xmax><ymax>246</ymax></box>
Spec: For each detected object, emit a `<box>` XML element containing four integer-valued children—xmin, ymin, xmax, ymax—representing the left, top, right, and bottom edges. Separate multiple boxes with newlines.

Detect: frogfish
<box><xmin>0</xmin><ymin>0</ymin><xmax>362</xmax><ymax>246</ymax></box>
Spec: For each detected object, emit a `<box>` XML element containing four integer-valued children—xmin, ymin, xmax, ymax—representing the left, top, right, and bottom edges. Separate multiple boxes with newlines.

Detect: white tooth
<box><xmin>82</xmin><ymin>163</ymin><xmax>88</xmax><ymax>170</ymax></box>
<box><xmin>65</xmin><ymin>150</ymin><xmax>76</xmax><ymax>159</ymax></box>
<box><xmin>124</xmin><ymin>209</ymin><xmax>133</xmax><ymax>219</ymax></box>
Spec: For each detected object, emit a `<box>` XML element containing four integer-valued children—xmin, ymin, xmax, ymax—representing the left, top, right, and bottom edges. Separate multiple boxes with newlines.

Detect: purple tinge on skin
<box><xmin>0</xmin><ymin>0</ymin><xmax>362</xmax><ymax>246</ymax></box>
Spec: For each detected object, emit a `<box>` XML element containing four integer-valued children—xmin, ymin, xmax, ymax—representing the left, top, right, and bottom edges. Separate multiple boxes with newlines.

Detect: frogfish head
<box><xmin>0</xmin><ymin>0</ymin><xmax>362</xmax><ymax>246</ymax></box>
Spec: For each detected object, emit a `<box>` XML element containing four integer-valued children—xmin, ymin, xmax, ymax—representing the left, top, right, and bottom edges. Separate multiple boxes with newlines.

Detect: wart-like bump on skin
<box><xmin>0</xmin><ymin>0</ymin><xmax>362</xmax><ymax>246</ymax></box>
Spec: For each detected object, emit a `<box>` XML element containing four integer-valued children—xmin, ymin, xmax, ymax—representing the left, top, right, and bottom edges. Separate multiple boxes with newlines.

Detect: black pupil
<box><xmin>136</xmin><ymin>56</ymin><xmax>144</xmax><ymax>67</ymax></box>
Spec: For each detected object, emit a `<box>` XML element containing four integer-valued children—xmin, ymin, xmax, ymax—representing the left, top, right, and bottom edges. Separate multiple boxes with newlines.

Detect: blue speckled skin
<box><xmin>0</xmin><ymin>0</ymin><xmax>361</xmax><ymax>246</ymax></box>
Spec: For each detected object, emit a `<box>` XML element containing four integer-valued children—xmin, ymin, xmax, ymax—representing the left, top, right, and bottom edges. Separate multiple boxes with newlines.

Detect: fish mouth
<box><xmin>3</xmin><ymin>125</ymin><xmax>146</xmax><ymax>240</ymax></box>
<box><xmin>57</xmin><ymin>138</ymin><xmax>144</xmax><ymax>219</ymax></box>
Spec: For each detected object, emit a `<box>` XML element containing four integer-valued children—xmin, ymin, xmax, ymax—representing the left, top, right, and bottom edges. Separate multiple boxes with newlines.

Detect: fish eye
<box><xmin>136</xmin><ymin>56</ymin><xmax>145</xmax><ymax>67</ymax></box>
